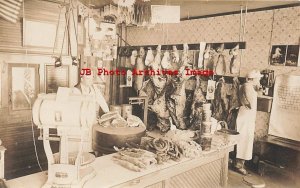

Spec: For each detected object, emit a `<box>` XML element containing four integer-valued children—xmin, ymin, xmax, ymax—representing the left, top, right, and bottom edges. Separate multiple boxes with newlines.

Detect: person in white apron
<box><xmin>72</xmin><ymin>73</ymin><xmax>109</xmax><ymax>153</ymax></box>
<box><xmin>235</xmin><ymin>70</ymin><xmax>262</xmax><ymax>174</ymax></box>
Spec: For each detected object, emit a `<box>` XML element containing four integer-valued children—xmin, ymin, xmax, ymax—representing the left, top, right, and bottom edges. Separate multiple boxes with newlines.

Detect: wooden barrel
<box><xmin>92</xmin><ymin>125</ymin><xmax>146</xmax><ymax>155</ymax></box>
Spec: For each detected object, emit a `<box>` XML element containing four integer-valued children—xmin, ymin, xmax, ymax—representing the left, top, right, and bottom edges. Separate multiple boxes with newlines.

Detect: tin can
<box><xmin>202</xmin><ymin>121</ymin><xmax>212</xmax><ymax>134</ymax></box>
<box><xmin>202</xmin><ymin>103</ymin><xmax>211</xmax><ymax>111</ymax></box>
<box><xmin>200</xmin><ymin>133</ymin><xmax>212</xmax><ymax>151</ymax></box>
<box><xmin>110</xmin><ymin>105</ymin><xmax>122</xmax><ymax>115</ymax></box>
<box><xmin>202</xmin><ymin>110</ymin><xmax>211</xmax><ymax>122</ymax></box>
<box><xmin>121</xmin><ymin>104</ymin><xmax>132</xmax><ymax>120</ymax></box>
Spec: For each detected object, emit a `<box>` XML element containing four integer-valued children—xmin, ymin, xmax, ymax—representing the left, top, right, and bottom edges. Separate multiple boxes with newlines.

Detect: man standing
<box><xmin>235</xmin><ymin>70</ymin><xmax>262</xmax><ymax>174</ymax></box>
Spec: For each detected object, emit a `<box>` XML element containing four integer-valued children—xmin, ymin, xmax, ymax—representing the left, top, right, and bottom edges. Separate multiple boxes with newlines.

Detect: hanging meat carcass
<box><xmin>190</xmin><ymin>76</ymin><xmax>206</xmax><ymax>130</ymax></box>
<box><xmin>212</xmin><ymin>77</ymin><xmax>228</xmax><ymax>121</ymax></box>
<box><xmin>151</xmin><ymin>74</ymin><xmax>167</xmax><ymax>94</ymax></box>
<box><xmin>203</xmin><ymin>44</ymin><xmax>214</xmax><ymax>70</ymax></box>
<box><xmin>166</xmin><ymin>77</ymin><xmax>187</xmax><ymax>130</ymax></box>
<box><xmin>229</xmin><ymin>77</ymin><xmax>240</xmax><ymax>112</ymax></box>
<box><xmin>227</xmin><ymin>77</ymin><xmax>240</xmax><ymax>130</ymax></box>
<box><xmin>181</xmin><ymin>43</ymin><xmax>192</xmax><ymax>67</ymax></box>
<box><xmin>131</xmin><ymin>50</ymin><xmax>138</xmax><ymax>66</ymax></box>
<box><xmin>161</xmin><ymin>51</ymin><xmax>171</xmax><ymax>69</ymax></box>
<box><xmin>139</xmin><ymin>76</ymin><xmax>167</xmax><ymax>131</ymax></box>
<box><xmin>229</xmin><ymin>45</ymin><xmax>240</xmax><ymax>74</ymax></box>
<box><xmin>214</xmin><ymin>44</ymin><xmax>226</xmax><ymax>75</ymax></box>
<box><xmin>171</xmin><ymin>45</ymin><xmax>180</xmax><ymax>64</ymax></box>
<box><xmin>134</xmin><ymin>47</ymin><xmax>146</xmax><ymax>93</ymax></box>
<box><xmin>151</xmin><ymin>45</ymin><xmax>162</xmax><ymax>70</ymax></box>
<box><xmin>149</xmin><ymin>89</ymin><xmax>170</xmax><ymax>133</ymax></box>
<box><xmin>170</xmin><ymin>45</ymin><xmax>180</xmax><ymax>71</ymax></box>
<box><xmin>145</xmin><ymin>47</ymin><xmax>154</xmax><ymax>66</ymax></box>
<box><xmin>198</xmin><ymin>42</ymin><xmax>206</xmax><ymax>69</ymax></box>
<box><xmin>191</xmin><ymin>76</ymin><xmax>206</xmax><ymax>114</ymax></box>
<box><xmin>139</xmin><ymin>79</ymin><xmax>156</xmax><ymax>104</ymax></box>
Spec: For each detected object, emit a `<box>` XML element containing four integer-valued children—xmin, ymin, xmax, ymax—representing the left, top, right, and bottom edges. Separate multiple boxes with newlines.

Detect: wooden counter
<box><xmin>6</xmin><ymin>144</ymin><xmax>234</xmax><ymax>188</ymax></box>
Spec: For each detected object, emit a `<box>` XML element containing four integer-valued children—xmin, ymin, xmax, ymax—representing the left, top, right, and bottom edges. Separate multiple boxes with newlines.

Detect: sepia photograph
<box><xmin>0</xmin><ymin>0</ymin><xmax>300</xmax><ymax>188</ymax></box>
<box><xmin>285</xmin><ymin>45</ymin><xmax>300</xmax><ymax>67</ymax></box>
<box><xmin>270</xmin><ymin>45</ymin><xmax>287</xmax><ymax>66</ymax></box>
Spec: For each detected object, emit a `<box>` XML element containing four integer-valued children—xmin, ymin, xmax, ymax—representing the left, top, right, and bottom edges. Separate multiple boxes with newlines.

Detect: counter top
<box><xmin>7</xmin><ymin>143</ymin><xmax>235</xmax><ymax>188</ymax></box>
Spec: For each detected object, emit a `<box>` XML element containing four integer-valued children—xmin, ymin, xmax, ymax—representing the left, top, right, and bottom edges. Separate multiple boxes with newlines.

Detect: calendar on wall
<box><xmin>269</xmin><ymin>75</ymin><xmax>300</xmax><ymax>141</ymax></box>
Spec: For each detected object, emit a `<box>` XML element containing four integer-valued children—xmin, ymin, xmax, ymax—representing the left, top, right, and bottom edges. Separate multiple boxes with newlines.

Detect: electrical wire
<box><xmin>60</xmin><ymin>2</ymin><xmax>70</xmax><ymax>57</ymax></box>
<box><xmin>239</xmin><ymin>5</ymin><xmax>243</xmax><ymax>41</ymax></box>
<box><xmin>242</xmin><ymin>1</ymin><xmax>248</xmax><ymax>42</ymax></box>
<box><xmin>70</xmin><ymin>0</ymin><xmax>78</xmax><ymax>45</ymax></box>
<box><xmin>267</xmin><ymin>10</ymin><xmax>276</xmax><ymax>69</ymax></box>
<box><xmin>238</xmin><ymin>2</ymin><xmax>248</xmax><ymax>77</ymax></box>
<box><xmin>52</xmin><ymin>4</ymin><xmax>63</xmax><ymax>56</ymax></box>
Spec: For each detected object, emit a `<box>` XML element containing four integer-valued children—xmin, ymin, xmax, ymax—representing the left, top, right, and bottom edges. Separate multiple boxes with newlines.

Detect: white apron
<box><xmin>236</xmin><ymin>83</ymin><xmax>257</xmax><ymax>160</ymax></box>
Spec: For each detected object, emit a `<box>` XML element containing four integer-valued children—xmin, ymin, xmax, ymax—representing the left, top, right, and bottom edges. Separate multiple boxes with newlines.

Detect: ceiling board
<box><xmin>79</xmin><ymin>0</ymin><xmax>299</xmax><ymax>19</ymax></box>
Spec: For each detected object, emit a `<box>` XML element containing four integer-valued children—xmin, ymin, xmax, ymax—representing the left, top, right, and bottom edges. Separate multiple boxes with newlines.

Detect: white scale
<box><xmin>32</xmin><ymin>88</ymin><xmax>97</xmax><ymax>188</ymax></box>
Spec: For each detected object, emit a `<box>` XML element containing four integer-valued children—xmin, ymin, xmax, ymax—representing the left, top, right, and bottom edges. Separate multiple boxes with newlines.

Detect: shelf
<box><xmin>118</xmin><ymin>42</ymin><xmax>246</xmax><ymax>51</ymax></box>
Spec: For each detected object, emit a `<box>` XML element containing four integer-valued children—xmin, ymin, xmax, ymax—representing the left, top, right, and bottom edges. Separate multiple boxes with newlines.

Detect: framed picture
<box><xmin>23</xmin><ymin>19</ymin><xmax>57</xmax><ymax>48</ymax></box>
<box><xmin>45</xmin><ymin>65</ymin><xmax>69</xmax><ymax>93</ymax></box>
<box><xmin>270</xmin><ymin>45</ymin><xmax>287</xmax><ymax>66</ymax></box>
<box><xmin>285</xmin><ymin>45</ymin><xmax>300</xmax><ymax>67</ymax></box>
<box><xmin>8</xmin><ymin>64</ymin><xmax>39</xmax><ymax>111</ymax></box>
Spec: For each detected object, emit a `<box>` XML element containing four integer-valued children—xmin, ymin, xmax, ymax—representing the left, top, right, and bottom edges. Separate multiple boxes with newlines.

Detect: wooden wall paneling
<box><xmin>0</xmin><ymin>0</ymin><xmax>69</xmax><ymax>55</ymax></box>
<box><xmin>0</xmin><ymin>122</ymin><xmax>58</xmax><ymax>180</ymax></box>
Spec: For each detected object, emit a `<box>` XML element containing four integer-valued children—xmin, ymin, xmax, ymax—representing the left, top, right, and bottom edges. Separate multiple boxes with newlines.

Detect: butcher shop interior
<box><xmin>0</xmin><ymin>0</ymin><xmax>300</xmax><ymax>188</ymax></box>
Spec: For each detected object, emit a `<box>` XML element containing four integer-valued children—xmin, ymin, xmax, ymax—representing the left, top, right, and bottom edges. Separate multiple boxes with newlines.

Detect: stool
<box><xmin>243</xmin><ymin>175</ymin><xmax>266</xmax><ymax>188</ymax></box>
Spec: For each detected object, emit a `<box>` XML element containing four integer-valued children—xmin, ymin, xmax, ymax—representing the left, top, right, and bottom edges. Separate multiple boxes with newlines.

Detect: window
<box><xmin>8</xmin><ymin>64</ymin><xmax>39</xmax><ymax>111</ymax></box>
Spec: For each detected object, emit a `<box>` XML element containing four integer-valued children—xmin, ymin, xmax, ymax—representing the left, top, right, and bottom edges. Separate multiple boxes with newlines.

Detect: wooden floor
<box><xmin>228</xmin><ymin>169</ymin><xmax>298</xmax><ymax>188</ymax></box>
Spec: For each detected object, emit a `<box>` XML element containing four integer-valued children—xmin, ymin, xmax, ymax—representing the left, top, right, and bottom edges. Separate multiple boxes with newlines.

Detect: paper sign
<box><xmin>126</xmin><ymin>70</ymin><xmax>133</xmax><ymax>87</ymax></box>
<box><xmin>151</xmin><ymin>5</ymin><xmax>180</xmax><ymax>24</ymax></box>
<box><xmin>206</xmin><ymin>80</ymin><xmax>216</xmax><ymax>100</ymax></box>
